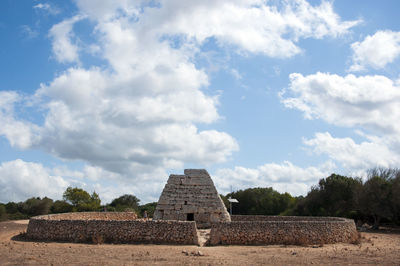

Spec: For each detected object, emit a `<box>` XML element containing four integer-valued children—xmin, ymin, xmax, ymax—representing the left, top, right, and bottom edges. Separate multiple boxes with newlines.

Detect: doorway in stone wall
<box><xmin>187</xmin><ymin>213</ymin><xmax>194</xmax><ymax>221</ymax></box>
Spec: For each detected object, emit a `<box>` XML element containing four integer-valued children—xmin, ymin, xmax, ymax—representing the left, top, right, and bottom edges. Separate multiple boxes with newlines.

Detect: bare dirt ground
<box><xmin>1</xmin><ymin>220</ymin><xmax>400</xmax><ymax>265</ymax></box>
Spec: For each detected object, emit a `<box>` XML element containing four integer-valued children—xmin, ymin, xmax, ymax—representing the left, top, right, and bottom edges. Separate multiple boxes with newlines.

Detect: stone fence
<box><xmin>231</xmin><ymin>215</ymin><xmax>346</xmax><ymax>221</ymax></box>
<box><xmin>37</xmin><ymin>212</ymin><xmax>139</xmax><ymax>221</ymax></box>
<box><xmin>27</xmin><ymin>212</ymin><xmax>198</xmax><ymax>245</ymax></box>
<box><xmin>209</xmin><ymin>215</ymin><xmax>358</xmax><ymax>245</ymax></box>
<box><xmin>26</xmin><ymin>213</ymin><xmax>358</xmax><ymax>246</ymax></box>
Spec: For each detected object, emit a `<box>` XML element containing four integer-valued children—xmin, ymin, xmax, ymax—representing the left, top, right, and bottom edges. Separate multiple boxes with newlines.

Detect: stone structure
<box><xmin>25</xmin><ymin>168</ymin><xmax>359</xmax><ymax>246</ymax></box>
<box><xmin>209</xmin><ymin>215</ymin><xmax>358</xmax><ymax>245</ymax></box>
<box><xmin>34</xmin><ymin>212</ymin><xmax>138</xmax><ymax>221</ymax></box>
<box><xmin>153</xmin><ymin>169</ymin><xmax>230</xmax><ymax>228</ymax></box>
<box><xmin>27</xmin><ymin>212</ymin><xmax>198</xmax><ymax>245</ymax></box>
<box><xmin>26</xmin><ymin>213</ymin><xmax>358</xmax><ymax>246</ymax></box>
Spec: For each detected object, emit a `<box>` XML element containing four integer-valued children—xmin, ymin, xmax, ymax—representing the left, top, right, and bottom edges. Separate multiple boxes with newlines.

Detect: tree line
<box><xmin>0</xmin><ymin>187</ymin><xmax>156</xmax><ymax>221</ymax></box>
<box><xmin>1</xmin><ymin>167</ymin><xmax>399</xmax><ymax>229</ymax></box>
<box><xmin>223</xmin><ymin>168</ymin><xmax>400</xmax><ymax>229</ymax></box>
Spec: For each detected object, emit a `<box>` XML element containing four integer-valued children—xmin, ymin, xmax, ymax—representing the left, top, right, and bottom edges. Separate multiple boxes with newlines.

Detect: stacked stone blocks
<box><xmin>153</xmin><ymin>169</ymin><xmax>230</xmax><ymax>228</ymax></box>
<box><xmin>209</xmin><ymin>215</ymin><xmax>358</xmax><ymax>245</ymax></box>
<box><xmin>27</xmin><ymin>212</ymin><xmax>198</xmax><ymax>245</ymax></box>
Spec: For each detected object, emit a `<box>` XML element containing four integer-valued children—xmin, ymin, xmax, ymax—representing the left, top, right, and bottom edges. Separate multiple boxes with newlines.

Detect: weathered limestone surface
<box><xmin>209</xmin><ymin>215</ymin><xmax>358</xmax><ymax>245</ymax></box>
<box><xmin>153</xmin><ymin>169</ymin><xmax>230</xmax><ymax>228</ymax></box>
<box><xmin>27</xmin><ymin>212</ymin><xmax>198</xmax><ymax>245</ymax></box>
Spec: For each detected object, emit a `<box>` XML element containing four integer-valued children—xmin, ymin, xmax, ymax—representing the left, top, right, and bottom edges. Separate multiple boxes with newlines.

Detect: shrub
<box><xmin>0</xmin><ymin>204</ymin><xmax>7</xmax><ymax>221</ymax></box>
<box><xmin>51</xmin><ymin>200</ymin><xmax>73</xmax><ymax>213</ymax></box>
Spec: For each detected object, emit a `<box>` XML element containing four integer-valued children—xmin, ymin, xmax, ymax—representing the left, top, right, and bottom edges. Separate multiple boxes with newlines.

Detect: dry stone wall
<box><xmin>26</xmin><ymin>213</ymin><xmax>358</xmax><ymax>246</ymax></box>
<box><xmin>231</xmin><ymin>215</ymin><xmax>346</xmax><ymax>222</ymax></box>
<box><xmin>209</xmin><ymin>216</ymin><xmax>358</xmax><ymax>245</ymax></box>
<box><xmin>39</xmin><ymin>212</ymin><xmax>138</xmax><ymax>221</ymax></box>
<box><xmin>27</xmin><ymin>212</ymin><xmax>198</xmax><ymax>245</ymax></box>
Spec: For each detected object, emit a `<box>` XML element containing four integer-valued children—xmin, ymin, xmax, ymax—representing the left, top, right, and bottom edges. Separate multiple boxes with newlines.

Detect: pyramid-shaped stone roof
<box><xmin>153</xmin><ymin>169</ymin><xmax>231</xmax><ymax>228</ymax></box>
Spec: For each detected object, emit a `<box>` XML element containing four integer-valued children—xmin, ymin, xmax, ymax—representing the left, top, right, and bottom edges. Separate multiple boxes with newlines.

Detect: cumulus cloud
<box><xmin>214</xmin><ymin>161</ymin><xmax>335</xmax><ymax>196</ymax></box>
<box><xmin>137</xmin><ymin>0</ymin><xmax>360</xmax><ymax>58</ymax></box>
<box><xmin>0</xmin><ymin>158</ymin><xmax>163</xmax><ymax>204</ymax></box>
<box><xmin>0</xmin><ymin>159</ymin><xmax>69</xmax><ymax>203</ymax></box>
<box><xmin>49</xmin><ymin>15</ymin><xmax>84</xmax><ymax>63</ymax></box>
<box><xmin>29</xmin><ymin>64</ymin><xmax>237</xmax><ymax>176</ymax></box>
<box><xmin>75</xmin><ymin>165</ymin><xmax>168</xmax><ymax>203</ymax></box>
<box><xmin>0</xmin><ymin>0</ymin><xmax>360</xmax><ymax>202</ymax></box>
<box><xmin>304</xmin><ymin>132</ymin><xmax>400</xmax><ymax>171</ymax></box>
<box><xmin>282</xmin><ymin>72</ymin><xmax>400</xmax><ymax>135</ymax></box>
<box><xmin>6</xmin><ymin>10</ymin><xmax>239</xmax><ymax>178</ymax></box>
<box><xmin>281</xmin><ymin>72</ymin><xmax>400</xmax><ymax>172</ymax></box>
<box><xmin>0</xmin><ymin>91</ymin><xmax>39</xmax><ymax>149</ymax></box>
<box><xmin>74</xmin><ymin>0</ymin><xmax>140</xmax><ymax>21</ymax></box>
<box><xmin>349</xmin><ymin>30</ymin><xmax>400</xmax><ymax>72</ymax></box>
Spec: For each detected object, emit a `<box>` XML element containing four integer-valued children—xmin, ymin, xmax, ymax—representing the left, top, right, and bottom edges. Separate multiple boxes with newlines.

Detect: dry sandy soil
<box><xmin>1</xmin><ymin>220</ymin><xmax>400</xmax><ymax>265</ymax></box>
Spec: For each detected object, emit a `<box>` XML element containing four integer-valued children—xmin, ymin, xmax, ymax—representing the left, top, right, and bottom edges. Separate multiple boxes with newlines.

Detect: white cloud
<box><xmin>33</xmin><ymin>3</ymin><xmax>60</xmax><ymax>15</ymax></box>
<box><xmin>74</xmin><ymin>0</ymin><xmax>140</xmax><ymax>21</ymax></box>
<box><xmin>230</xmin><ymin>69</ymin><xmax>242</xmax><ymax>80</ymax></box>
<box><xmin>49</xmin><ymin>15</ymin><xmax>84</xmax><ymax>63</ymax></box>
<box><xmin>0</xmin><ymin>158</ymin><xmax>163</xmax><ymax>204</ymax></box>
<box><xmin>0</xmin><ymin>159</ymin><xmax>69</xmax><ymax>203</ymax></box>
<box><xmin>20</xmin><ymin>25</ymin><xmax>39</xmax><ymax>39</ymax></box>
<box><xmin>282</xmin><ymin>72</ymin><xmax>400</xmax><ymax>135</ymax></box>
<box><xmin>0</xmin><ymin>91</ymin><xmax>39</xmax><ymax>149</ymax></box>
<box><xmin>0</xmin><ymin>0</ymin><xmax>360</xmax><ymax>202</ymax></box>
<box><xmin>349</xmin><ymin>30</ymin><xmax>400</xmax><ymax>72</ymax></box>
<box><xmin>304</xmin><ymin>132</ymin><xmax>400</xmax><ymax>171</ymax></box>
<box><xmin>281</xmin><ymin>72</ymin><xmax>400</xmax><ymax>172</ymax></box>
<box><xmin>90</xmin><ymin>176</ymin><xmax>166</xmax><ymax>204</ymax></box>
<box><xmin>75</xmin><ymin>165</ymin><xmax>167</xmax><ymax>203</ymax></box>
<box><xmin>27</xmin><ymin>64</ymin><xmax>237</xmax><ymax>176</ymax></box>
<box><xmin>214</xmin><ymin>161</ymin><xmax>334</xmax><ymax>196</ymax></box>
<box><xmin>138</xmin><ymin>0</ymin><xmax>359</xmax><ymax>58</ymax></box>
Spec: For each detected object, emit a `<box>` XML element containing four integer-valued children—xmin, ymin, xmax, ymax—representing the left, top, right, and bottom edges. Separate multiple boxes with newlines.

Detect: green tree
<box><xmin>317</xmin><ymin>174</ymin><xmax>362</xmax><ymax>217</ymax></box>
<box><xmin>356</xmin><ymin>169</ymin><xmax>394</xmax><ymax>229</ymax></box>
<box><xmin>0</xmin><ymin>204</ymin><xmax>7</xmax><ymax>221</ymax></box>
<box><xmin>63</xmin><ymin>187</ymin><xmax>101</xmax><ymax>211</ymax></box>
<box><xmin>292</xmin><ymin>174</ymin><xmax>361</xmax><ymax>218</ymax></box>
<box><xmin>5</xmin><ymin>202</ymin><xmax>19</xmax><ymax>214</ymax></box>
<box><xmin>51</xmin><ymin>200</ymin><xmax>73</xmax><ymax>213</ymax></box>
<box><xmin>226</xmin><ymin>187</ymin><xmax>296</xmax><ymax>215</ymax></box>
<box><xmin>22</xmin><ymin>197</ymin><xmax>53</xmax><ymax>216</ymax></box>
<box><xmin>391</xmin><ymin>173</ymin><xmax>400</xmax><ymax>224</ymax></box>
<box><xmin>292</xmin><ymin>187</ymin><xmax>325</xmax><ymax>216</ymax></box>
<box><xmin>139</xmin><ymin>202</ymin><xmax>157</xmax><ymax>218</ymax></box>
<box><xmin>110</xmin><ymin>194</ymin><xmax>140</xmax><ymax>212</ymax></box>
<box><xmin>4</xmin><ymin>202</ymin><xmax>27</xmax><ymax>220</ymax></box>
<box><xmin>84</xmin><ymin>191</ymin><xmax>101</xmax><ymax>211</ymax></box>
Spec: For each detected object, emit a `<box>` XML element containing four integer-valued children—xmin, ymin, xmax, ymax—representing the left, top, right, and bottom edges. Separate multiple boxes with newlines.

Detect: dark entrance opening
<box><xmin>187</xmin><ymin>213</ymin><xmax>194</xmax><ymax>221</ymax></box>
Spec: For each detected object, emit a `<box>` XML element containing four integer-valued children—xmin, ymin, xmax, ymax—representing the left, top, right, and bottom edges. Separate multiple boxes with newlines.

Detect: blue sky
<box><xmin>1</xmin><ymin>0</ymin><xmax>400</xmax><ymax>204</ymax></box>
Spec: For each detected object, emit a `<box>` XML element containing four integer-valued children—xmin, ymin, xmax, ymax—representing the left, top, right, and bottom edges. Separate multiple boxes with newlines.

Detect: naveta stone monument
<box><xmin>153</xmin><ymin>169</ymin><xmax>231</xmax><ymax>228</ymax></box>
<box><xmin>26</xmin><ymin>168</ymin><xmax>359</xmax><ymax>245</ymax></box>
